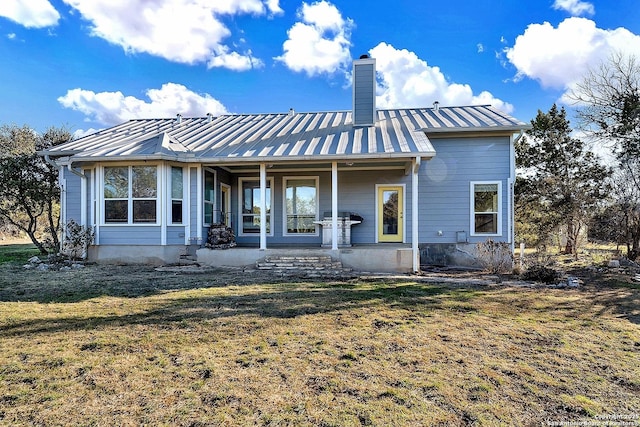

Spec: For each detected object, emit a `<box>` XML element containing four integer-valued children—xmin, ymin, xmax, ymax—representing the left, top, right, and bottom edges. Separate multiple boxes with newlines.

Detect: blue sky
<box><xmin>1</xmin><ymin>0</ymin><xmax>639</xmax><ymax>137</ymax></box>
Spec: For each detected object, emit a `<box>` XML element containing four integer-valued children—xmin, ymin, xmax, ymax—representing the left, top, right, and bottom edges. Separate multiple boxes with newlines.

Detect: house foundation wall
<box><xmin>419</xmin><ymin>243</ymin><xmax>482</xmax><ymax>268</ymax></box>
<box><xmin>196</xmin><ymin>246</ymin><xmax>414</xmax><ymax>273</ymax></box>
<box><xmin>88</xmin><ymin>245</ymin><xmax>185</xmax><ymax>265</ymax></box>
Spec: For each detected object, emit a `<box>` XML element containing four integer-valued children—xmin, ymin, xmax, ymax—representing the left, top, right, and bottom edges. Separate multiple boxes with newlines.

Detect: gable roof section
<box><xmin>44</xmin><ymin>105</ymin><xmax>528</xmax><ymax>163</ymax></box>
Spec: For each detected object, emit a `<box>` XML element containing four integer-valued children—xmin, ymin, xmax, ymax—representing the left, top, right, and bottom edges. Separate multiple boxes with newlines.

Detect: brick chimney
<box><xmin>352</xmin><ymin>54</ymin><xmax>376</xmax><ymax>126</ymax></box>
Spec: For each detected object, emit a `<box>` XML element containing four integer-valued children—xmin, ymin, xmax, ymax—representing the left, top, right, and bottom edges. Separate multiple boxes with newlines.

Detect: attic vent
<box><xmin>176</xmin><ymin>113</ymin><xmax>182</xmax><ymax>124</ymax></box>
<box><xmin>206</xmin><ymin>112</ymin><xmax>213</xmax><ymax>123</ymax></box>
<box><xmin>433</xmin><ymin>101</ymin><xmax>440</xmax><ymax>111</ymax></box>
<box><xmin>288</xmin><ymin>108</ymin><xmax>295</xmax><ymax>116</ymax></box>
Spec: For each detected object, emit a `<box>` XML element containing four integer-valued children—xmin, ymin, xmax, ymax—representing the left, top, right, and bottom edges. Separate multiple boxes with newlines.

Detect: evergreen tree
<box><xmin>0</xmin><ymin>124</ymin><xmax>71</xmax><ymax>254</ymax></box>
<box><xmin>515</xmin><ymin>105</ymin><xmax>610</xmax><ymax>256</ymax></box>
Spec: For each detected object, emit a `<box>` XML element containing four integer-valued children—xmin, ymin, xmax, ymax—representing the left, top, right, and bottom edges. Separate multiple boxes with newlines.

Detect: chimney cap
<box><xmin>359</xmin><ymin>54</ymin><xmax>370</xmax><ymax>59</ymax></box>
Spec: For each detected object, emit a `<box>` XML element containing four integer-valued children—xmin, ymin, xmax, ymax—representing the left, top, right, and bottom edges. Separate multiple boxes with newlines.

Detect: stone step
<box><xmin>257</xmin><ymin>255</ymin><xmax>349</xmax><ymax>273</ymax></box>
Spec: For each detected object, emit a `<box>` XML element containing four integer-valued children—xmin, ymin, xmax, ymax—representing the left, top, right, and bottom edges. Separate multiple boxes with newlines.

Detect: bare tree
<box><xmin>569</xmin><ymin>52</ymin><xmax>640</xmax><ymax>259</ymax></box>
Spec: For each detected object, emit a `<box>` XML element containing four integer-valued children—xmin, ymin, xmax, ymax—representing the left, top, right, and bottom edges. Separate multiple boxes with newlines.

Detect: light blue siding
<box><xmin>63</xmin><ymin>168</ymin><xmax>82</xmax><ymax>223</ymax></box>
<box><xmin>99</xmin><ymin>226</ymin><xmax>161</xmax><ymax>245</ymax></box>
<box><xmin>420</xmin><ymin>136</ymin><xmax>511</xmax><ymax>243</ymax></box>
<box><xmin>189</xmin><ymin>167</ymin><xmax>198</xmax><ymax>239</ymax></box>
<box><xmin>167</xmin><ymin>226</ymin><xmax>186</xmax><ymax>245</ymax></box>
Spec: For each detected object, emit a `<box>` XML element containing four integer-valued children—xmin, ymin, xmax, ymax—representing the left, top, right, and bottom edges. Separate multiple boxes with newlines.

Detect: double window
<box><xmin>283</xmin><ymin>177</ymin><xmax>318</xmax><ymax>235</ymax></box>
<box><xmin>104</xmin><ymin>166</ymin><xmax>158</xmax><ymax>224</ymax></box>
<box><xmin>471</xmin><ymin>181</ymin><xmax>501</xmax><ymax>236</ymax></box>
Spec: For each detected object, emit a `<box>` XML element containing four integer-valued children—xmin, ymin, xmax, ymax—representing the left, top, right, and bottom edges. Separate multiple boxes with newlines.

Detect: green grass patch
<box><xmin>0</xmin><ymin>243</ymin><xmax>39</xmax><ymax>265</ymax></box>
<box><xmin>0</xmin><ymin>262</ymin><xmax>639</xmax><ymax>425</ymax></box>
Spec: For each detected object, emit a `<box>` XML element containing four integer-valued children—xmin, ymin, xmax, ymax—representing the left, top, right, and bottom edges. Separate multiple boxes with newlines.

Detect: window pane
<box><xmin>475</xmin><ymin>213</ymin><xmax>497</xmax><ymax>234</ymax></box>
<box><xmin>241</xmin><ymin>180</ymin><xmax>271</xmax><ymax>233</ymax></box>
<box><xmin>286</xmin><ymin>178</ymin><xmax>317</xmax><ymax>234</ymax></box>
<box><xmin>474</xmin><ymin>184</ymin><xmax>498</xmax><ymax>212</ymax></box>
<box><xmin>243</xmin><ymin>215</ymin><xmax>270</xmax><ymax>233</ymax></box>
<box><xmin>172</xmin><ymin>200</ymin><xmax>183</xmax><ymax>224</ymax></box>
<box><xmin>204</xmin><ymin>170</ymin><xmax>215</xmax><ymax>202</ymax></box>
<box><xmin>204</xmin><ymin>202</ymin><xmax>213</xmax><ymax>224</ymax></box>
<box><xmin>132</xmin><ymin>166</ymin><xmax>157</xmax><ymax>198</ymax></box>
<box><xmin>133</xmin><ymin>200</ymin><xmax>156</xmax><ymax>223</ymax></box>
<box><xmin>171</xmin><ymin>167</ymin><xmax>183</xmax><ymax>199</ymax></box>
<box><xmin>105</xmin><ymin>200</ymin><xmax>128</xmax><ymax>222</ymax></box>
<box><xmin>104</xmin><ymin>167</ymin><xmax>128</xmax><ymax>198</ymax></box>
<box><xmin>242</xmin><ymin>181</ymin><xmax>270</xmax><ymax>213</ymax></box>
<box><xmin>383</xmin><ymin>190</ymin><xmax>399</xmax><ymax>235</ymax></box>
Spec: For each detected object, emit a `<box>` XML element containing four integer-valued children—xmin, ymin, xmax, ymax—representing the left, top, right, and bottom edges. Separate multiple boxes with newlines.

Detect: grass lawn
<box><xmin>0</xmin><ymin>250</ymin><xmax>639</xmax><ymax>426</ymax></box>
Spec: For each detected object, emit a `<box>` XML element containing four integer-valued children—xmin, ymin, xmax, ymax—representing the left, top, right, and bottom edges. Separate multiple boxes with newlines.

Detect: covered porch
<box><xmin>196</xmin><ymin>158</ymin><xmax>425</xmax><ymax>272</ymax></box>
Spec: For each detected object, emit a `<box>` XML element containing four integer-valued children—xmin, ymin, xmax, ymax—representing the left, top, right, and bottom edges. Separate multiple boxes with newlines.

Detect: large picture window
<box><xmin>471</xmin><ymin>181</ymin><xmax>501</xmax><ymax>236</ymax></box>
<box><xmin>104</xmin><ymin>165</ymin><xmax>157</xmax><ymax>224</ymax></box>
<box><xmin>240</xmin><ymin>178</ymin><xmax>272</xmax><ymax>235</ymax></box>
<box><xmin>283</xmin><ymin>177</ymin><xmax>318</xmax><ymax>235</ymax></box>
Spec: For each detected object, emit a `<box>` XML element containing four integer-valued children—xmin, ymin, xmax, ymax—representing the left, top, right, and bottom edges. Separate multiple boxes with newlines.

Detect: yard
<box><xmin>1</xmin><ymin>244</ymin><xmax>639</xmax><ymax>426</ymax></box>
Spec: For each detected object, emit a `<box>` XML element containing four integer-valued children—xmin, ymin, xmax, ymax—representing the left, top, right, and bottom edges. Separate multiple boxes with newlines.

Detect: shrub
<box><xmin>61</xmin><ymin>219</ymin><xmax>94</xmax><ymax>260</ymax></box>
<box><xmin>521</xmin><ymin>264</ymin><xmax>560</xmax><ymax>283</ymax></box>
<box><xmin>475</xmin><ymin>239</ymin><xmax>513</xmax><ymax>274</ymax></box>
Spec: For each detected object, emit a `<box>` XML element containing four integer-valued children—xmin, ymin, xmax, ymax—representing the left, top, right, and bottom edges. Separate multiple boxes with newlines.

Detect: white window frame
<box><xmin>101</xmin><ymin>164</ymin><xmax>160</xmax><ymax>226</ymax></box>
<box><xmin>203</xmin><ymin>168</ymin><xmax>217</xmax><ymax>226</ymax></box>
<box><xmin>470</xmin><ymin>181</ymin><xmax>502</xmax><ymax>237</ymax></box>
<box><xmin>282</xmin><ymin>176</ymin><xmax>319</xmax><ymax>236</ymax></box>
<box><xmin>169</xmin><ymin>165</ymin><xmax>185</xmax><ymax>225</ymax></box>
<box><xmin>238</xmin><ymin>177</ymin><xmax>274</xmax><ymax>237</ymax></box>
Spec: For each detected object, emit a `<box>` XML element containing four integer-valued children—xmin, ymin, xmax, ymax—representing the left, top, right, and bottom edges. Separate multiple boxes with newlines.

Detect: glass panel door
<box><xmin>378</xmin><ymin>186</ymin><xmax>403</xmax><ymax>242</ymax></box>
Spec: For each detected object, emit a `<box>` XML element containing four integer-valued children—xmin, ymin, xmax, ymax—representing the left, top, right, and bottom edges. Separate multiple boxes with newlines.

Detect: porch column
<box><xmin>331</xmin><ymin>161</ymin><xmax>338</xmax><ymax>251</ymax></box>
<box><xmin>412</xmin><ymin>157</ymin><xmax>421</xmax><ymax>272</ymax></box>
<box><xmin>259</xmin><ymin>163</ymin><xmax>267</xmax><ymax>250</ymax></box>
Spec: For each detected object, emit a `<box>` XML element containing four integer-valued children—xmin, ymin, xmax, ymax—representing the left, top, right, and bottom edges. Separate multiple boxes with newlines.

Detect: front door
<box><xmin>377</xmin><ymin>185</ymin><xmax>403</xmax><ymax>242</ymax></box>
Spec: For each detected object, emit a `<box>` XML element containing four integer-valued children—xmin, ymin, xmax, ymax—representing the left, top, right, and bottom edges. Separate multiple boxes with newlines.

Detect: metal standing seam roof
<box><xmin>44</xmin><ymin>105</ymin><xmax>528</xmax><ymax>163</ymax></box>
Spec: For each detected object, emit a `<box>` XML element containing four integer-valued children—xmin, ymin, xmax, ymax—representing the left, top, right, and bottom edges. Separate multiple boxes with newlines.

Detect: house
<box><xmin>41</xmin><ymin>56</ymin><xmax>529</xmax><ymax>272</ymax></box>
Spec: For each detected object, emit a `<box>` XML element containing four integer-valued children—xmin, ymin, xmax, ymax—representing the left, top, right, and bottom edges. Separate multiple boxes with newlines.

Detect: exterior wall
<box><xmin>420</xmin><ymin>136</ymin><xmax>511</xmax><ymax>244</ymax></box>
<box><xmin>189</xmin><ymin>166</ymin><xmax>198</xmax><ymax>242</ymax></box>
<box><xmin>99</xmin><ymin>226</ymin><xmax>161</xmax><ymax>245</ymax></box>
<box><xmin>64</xmin><ymin>135</ymin><xmax>512</xmax><ymax>268</ymax></box>
<box><xmin>62</xmin><ymin>168</ymin><xmax>82</xmax><ymax>225</ymax></box>
<box><xmin>232</xmin><ymin>170</ymin><xmax>410</xmax><ymax>246</ymax></box>
<box><xmin>167</xmin><ymin>226</ymin><xmax>186</xmax><ymax>245</ymax></box>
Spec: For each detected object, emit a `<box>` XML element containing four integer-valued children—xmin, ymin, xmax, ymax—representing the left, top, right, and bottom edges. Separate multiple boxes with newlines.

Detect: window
<box><xmin>171</xmin><ymin>166</ymin><xmax>183</xmax><ymax>224</ymax></box>
<box><xmin>284</xmin><ymin>177</ymin><xmax>318</xmax><ymax>235</ymax></box>
<box><xmin>104</xmin><ymin>165</ymin><xmax>157</xmax><ymax>224</ymax></box>
<box><xmin>471</xmin><ymin>181</ymin><xmax>501</xmax><ymax>235</ymax></box>
<box><xmin>240</xmin><ymin>178</ymin><xmax>272</xmax><ymax>234</ymax></box>
<box><xmin>204</xmin><ymin>169</ymin><xmax>215</xmax><ymax>224</ymax></box>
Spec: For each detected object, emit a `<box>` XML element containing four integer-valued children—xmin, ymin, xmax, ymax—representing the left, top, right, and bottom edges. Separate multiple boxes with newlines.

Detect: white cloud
<box><xmin>58</xmin><ymin>83</ymin><xmax>229</xmax><ymax>126</ymax></box>
<box><xmin>61</xmin><ymin>0</ymin><xmax>281</xmax><ymax>70</ymax></box>
<box><xmin>370</xmin><ymin>42</ymin><xmax>513</xmax><ymax>113</ymax></box>
<box><xmin>275</xmin><ymin>1</ymin><xmax>353</xmax><ymax>76</ymax></box>
<box><xmin>505</xmin><ymin>17</ymin><xmax>640</xmax><ymax>93</ymax></box>
<box><xmin>552</xmin><ymin>0</ymin><xmax>594</xmax><ymax>16</ymax></box>
<box><xmin>477</xmin><ymin>43</ymin><xmax>484</xmax><ymax>53</ymax></box>
<box><xmin>208</xmin><ymin>47</ymin><xmax>264</xmax><ymax>71</ymax></box>
<box><xmin>0</xmin><ymin>0</ymin><xmax>60</xmax><ymax>28</ymax></box>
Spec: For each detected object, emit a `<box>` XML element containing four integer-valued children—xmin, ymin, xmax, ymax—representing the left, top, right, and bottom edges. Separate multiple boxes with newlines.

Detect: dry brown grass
<box><xmin>0</xmin><ymin>260</ymin><xmax>639</xmax><ymax>426</ymax></box>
